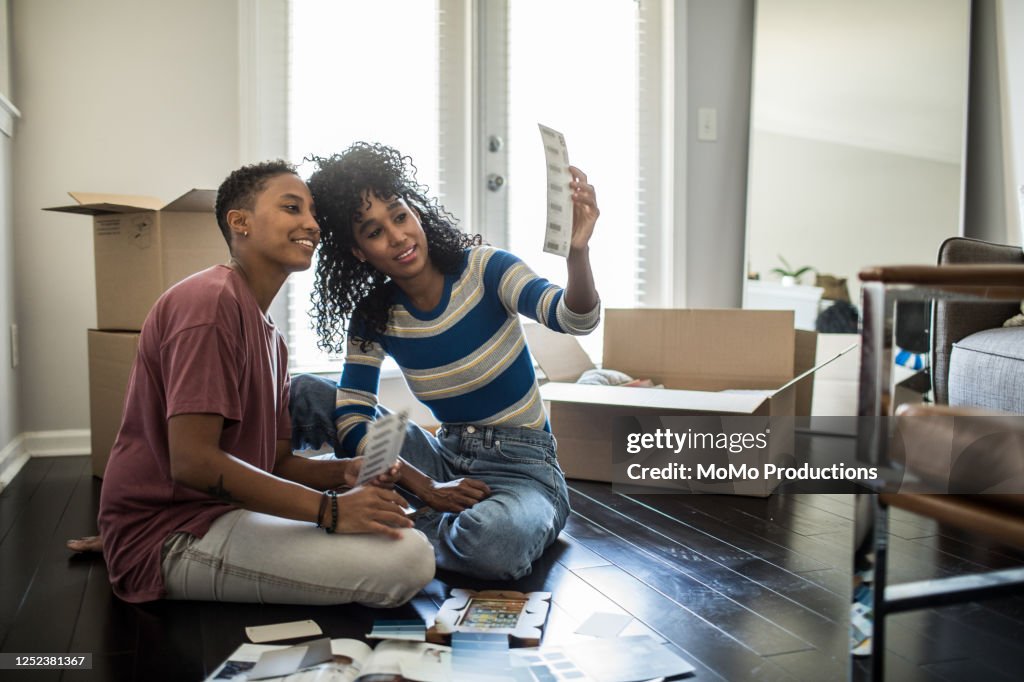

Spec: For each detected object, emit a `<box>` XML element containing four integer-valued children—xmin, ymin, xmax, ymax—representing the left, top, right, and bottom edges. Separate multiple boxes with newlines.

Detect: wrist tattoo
<box><xmin>207</xmin><ymin>475</ymin><xmax>240</xmax><ymax>504</ymax></box>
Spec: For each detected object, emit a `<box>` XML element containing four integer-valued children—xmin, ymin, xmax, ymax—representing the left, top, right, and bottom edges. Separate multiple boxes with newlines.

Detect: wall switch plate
<box><xmin>697</xmin><ymin>107</ymin><xmax>718</xmax><ymax>142</ymax></box>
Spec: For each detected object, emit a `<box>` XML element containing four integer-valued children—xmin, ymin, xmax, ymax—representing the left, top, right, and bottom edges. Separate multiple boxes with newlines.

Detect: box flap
<box><xmin>44</xmin><ymin>192</ymin><xmax>163</xmax><ymax>216</ymax></box>
<box><xmin>540</xmin><ymin>382</ymin><xmax>770</xmax><ymax>414</ymax></box>
<box><xmin>793</xmin><ymin>329</ymin><xmax>818</xmax><ymax>415</ymax></box>
<box><xmin>603</xmin><ymin>309</ymin><xmax>795</xmax><ymax>391</ymax></box>
<box><xmin>163</xmin><ymin>189</ymin><xmax>216</xmax><ymax>212</ymax></box>
<box><xmin>524</xmin><ymin>322</ymin><xmax>596</xmax><ymax>383</ymax></box>
<box><xmin>772</xmin><ymin>340</ymin><xmax>858</xmax><ymax>397</ymax></box>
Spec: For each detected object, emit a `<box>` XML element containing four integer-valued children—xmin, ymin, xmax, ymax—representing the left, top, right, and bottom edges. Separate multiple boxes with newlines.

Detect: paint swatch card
<box><xmin>355</xmin><ymin>411</ymin><xmax>408</xmax><ymax>486</ymax></box>
<box><xmin>539</xmin><ymin>123</ymin><xmax>572</xmax><ymax>258</ymax></box>
<box><xmin>573</xmin><ymin>612</ymin><xmax>632</xmax><ymax>638</ymax></box>
<box><xmin>245</xmin><ymin>619</ymin><xmax>322</xmax><ymax>643</ymax></box>
<box><xmin>367</xmin><ymin>619</ymin><xmax>428</xmax><ymax>642</ymax></box>
<box><xmin>249</xmin><ymin>638</ymin><xmax>333</xmax><ymax>680</ymax></box>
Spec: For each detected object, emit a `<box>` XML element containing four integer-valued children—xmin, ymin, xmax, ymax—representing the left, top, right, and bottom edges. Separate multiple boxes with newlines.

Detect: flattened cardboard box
<box><xmin>88</xmin><ymin>330</ymin><xmax>139</xmax><ymax>478</ymax></box>
<box><xmin>527</xmin><ymin>309</ymin><xmax>820</xmax><ymax>496</ymax></box>
<box><xmin>47</xmin><ymin>190</ymin><xmax>225</xmax><ymax>331</ymax></box>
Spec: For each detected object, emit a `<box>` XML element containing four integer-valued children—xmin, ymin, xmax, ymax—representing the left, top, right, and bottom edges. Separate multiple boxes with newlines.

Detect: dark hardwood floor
<box><xmin>2</xmin><ymin>453</ymin><xmax>1023</xmax><ymax>681</ymax></box>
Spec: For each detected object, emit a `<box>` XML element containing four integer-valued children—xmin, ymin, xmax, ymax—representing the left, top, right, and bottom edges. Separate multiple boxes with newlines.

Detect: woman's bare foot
<box><xmin>66</xmin><ymin>535</ymin><xmax>103</xmax><ymax>553</ymax></box>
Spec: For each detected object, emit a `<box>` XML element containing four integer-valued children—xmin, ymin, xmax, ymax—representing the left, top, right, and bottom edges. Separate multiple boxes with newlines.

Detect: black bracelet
<box><xmin>324</xmin><ymin>490</ymin><xmax>339</xmax><ymax>534</ymax></box>
<box><xmin>315</xmin><ymin>492</ymin><xmax>329</xmax><ymax>530</ymax></box>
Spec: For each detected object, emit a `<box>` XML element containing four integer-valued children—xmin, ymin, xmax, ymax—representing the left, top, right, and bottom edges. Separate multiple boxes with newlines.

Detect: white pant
<box><xmin>161</xmin><ymin>509</ymin><xmax>434</xmax><ymax>607</ymax></box>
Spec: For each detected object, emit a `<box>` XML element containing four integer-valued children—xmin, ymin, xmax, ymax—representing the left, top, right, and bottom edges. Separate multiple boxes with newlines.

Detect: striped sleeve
<box><xmin>554</xmin><ymin>294</ymin><xmax>600</xmax><ymax>335</ymax></box>
<box><xmin>334</xmin><ymin>332</ymin><xmax>385</xmax><ymax>456</ymax></box>
<box><xmin>488</xmin><ymin>247</ymin><xmax>600</xmax><ymax>336</ymax></box>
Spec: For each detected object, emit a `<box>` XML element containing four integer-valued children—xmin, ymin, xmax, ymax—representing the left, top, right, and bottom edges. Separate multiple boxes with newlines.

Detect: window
<box><xmin>284</xmin><ymin>0</ymin><xmax>673</xmax><ymax>371</ymax></box>
<box><xmin>287</xmin><ymin>0</ymin><xmax>442</xmax><ymax>371</ymax></box>
<box><xmin>505</xmin><ymin>1</ymin><xmax>640</xmax><ymax>300</ymax></box>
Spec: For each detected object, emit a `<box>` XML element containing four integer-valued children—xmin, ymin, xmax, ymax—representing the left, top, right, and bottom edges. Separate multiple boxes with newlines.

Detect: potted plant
<box><xmin>772</xmin><ymin>255</ymin><xmax>814</xmax><ymax>286</ymax></box>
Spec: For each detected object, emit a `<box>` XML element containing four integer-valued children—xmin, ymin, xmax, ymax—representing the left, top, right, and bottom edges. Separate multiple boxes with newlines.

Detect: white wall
<box><xmin>747</xmin><ymin>132</ymin><xmax>962</xmax><ymax>302</ymax></box>
<box><xmin>0</xmin><ymin>0</ymin><xmax>17</xmax><ymax>456</ymax></box>
<box><xmin>0</xmin><ymin>0</ymin><xmax>8</xmax><ymax>97</ymax></box>
<box><xmin>0</xmin><ymin>125</ymin><xmax>14</xmax><ymax>458</ymax></box>
<box><xmin>11</xmin><ymin>0</ymin><xmax>241</xmax><ymax>433</ymax></box>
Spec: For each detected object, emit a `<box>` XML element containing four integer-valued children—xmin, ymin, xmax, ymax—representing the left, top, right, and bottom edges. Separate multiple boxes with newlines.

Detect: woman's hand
<box><xmin>335</xmin><ymin>486</ymin><xmax>413</xmax><ymax>539</ymax></box>
<box><xmin>423</xmin><ymin>477</ymin><xmax>491</xmax><ymax>513</ymax></box>
<box><xmin>342</xmin><ymin>456</ymin><xmax>402</xmax><ymax>489</ymax></box>
<box><xmin>569</xmin><ymin>166</ymin><xmax>599</xmax><ymax>253</ymax></box>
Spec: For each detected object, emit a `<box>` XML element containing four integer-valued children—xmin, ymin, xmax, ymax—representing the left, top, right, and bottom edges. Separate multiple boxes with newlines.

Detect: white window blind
<box><xmin>504</xmin><ymin>0</ymin><xmax>641</xmax><ymax>306</ymax></box>
<box><xmin>286</xmin><ymin>0</ymin><xmax>443</xmax><ymax>372</ymax></box>
<box><xmin>498</xmin><ymin>0</ymin><xmax>670</xmax><ymax>359</ymax></box>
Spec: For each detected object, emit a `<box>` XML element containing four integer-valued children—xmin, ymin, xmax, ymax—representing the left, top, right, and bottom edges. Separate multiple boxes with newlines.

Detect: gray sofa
<box><xmin>934</xmin><ymin>237</ymin><xmax>1024</xmax><ymax>414</ymax></box>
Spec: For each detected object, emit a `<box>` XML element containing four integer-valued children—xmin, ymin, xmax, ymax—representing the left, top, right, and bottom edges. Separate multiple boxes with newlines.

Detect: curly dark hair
<box><xmin>214</xmin><ymin>159</ymin><xmax>297</xmax><ymax>249</ymax></box>
<box><xmin>307</xmin><ymin>142</ymin><xmax>481</xmax><ymax>354</ymax></box>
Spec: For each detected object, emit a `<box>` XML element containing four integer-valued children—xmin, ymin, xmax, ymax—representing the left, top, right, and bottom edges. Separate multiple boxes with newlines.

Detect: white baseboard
<box><xmin>0</xmin><ymin>429</ymin><xmax>91</xmax><ymax>492</ymax></box>
<box><xmin>23</xmin><ymin>429</ymin><xmax>91</xmax><ymax>457</ymax></box>
<box><xmin>0</xmin><ymin>435</ymin><xmax>29</xmax><ymax>491</ymax></box>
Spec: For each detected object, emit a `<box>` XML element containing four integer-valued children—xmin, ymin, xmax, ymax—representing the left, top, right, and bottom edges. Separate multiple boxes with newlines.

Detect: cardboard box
<box><xmin>810</xmin><ymin>332</ymin><xmax>861</xmax><ymax>418</ymax></box>
<box><xmin>47</xmin><ymin>190</ymin><xmax>225</xmax><ymax>330</ymax></box>
<box><xmin>88</xmin><ymin>330</ymin><xmax>140</xmax><ymax>478</ymax></box>
<box><xmin>527</xmin><ymin>309</ymin><xmax>823</xmax><ymax>493</ymax></box>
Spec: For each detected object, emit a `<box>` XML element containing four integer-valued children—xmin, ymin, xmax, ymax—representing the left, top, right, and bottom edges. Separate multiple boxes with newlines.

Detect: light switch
<box><xmin>697</xmin><ymin>107</ymin><xmax>717</xmax><ymax>142</ymax></box>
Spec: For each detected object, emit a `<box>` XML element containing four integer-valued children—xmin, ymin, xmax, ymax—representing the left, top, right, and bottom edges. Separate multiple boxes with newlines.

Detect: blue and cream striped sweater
<box><xmin>334</xmin><ymin>246</ymin><xmax>600</xmax><ymax>455</ymax></box>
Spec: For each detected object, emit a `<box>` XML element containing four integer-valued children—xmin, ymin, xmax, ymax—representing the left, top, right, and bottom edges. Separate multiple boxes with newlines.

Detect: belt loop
<box><xmin>483</xmin><ymin>426</ymin><xmax>494</xmax><ymax>448</ymax></box>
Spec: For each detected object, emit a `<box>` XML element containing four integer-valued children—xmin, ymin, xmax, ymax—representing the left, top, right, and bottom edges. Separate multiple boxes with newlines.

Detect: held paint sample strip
<box><xmin>539</xmin><ymin>123</ymin><xmax>572</xmax><ymax>258</ymax></box>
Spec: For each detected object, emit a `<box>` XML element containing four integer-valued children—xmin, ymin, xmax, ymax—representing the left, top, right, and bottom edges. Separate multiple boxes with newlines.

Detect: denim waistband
<box><xmin>438</xmin><ymin>423</ymin><xmax>555</xmax><ymax>449</ymax></box>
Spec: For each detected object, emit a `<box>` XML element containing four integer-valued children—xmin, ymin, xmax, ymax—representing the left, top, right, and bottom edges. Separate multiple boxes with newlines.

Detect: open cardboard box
<box><xmin>46</xmin><ymin>190</ymin><xmax>225</xmax><ymax>330</ymax></box>
<box><xmin>87</xmin><ymin>330</ymin><xmax>140</xmax><ymax>478</ymax></box>
<box><xmin>527</xmin><ymin>309</ymin><xmax>825</xmax><ymax>495</ymax></box>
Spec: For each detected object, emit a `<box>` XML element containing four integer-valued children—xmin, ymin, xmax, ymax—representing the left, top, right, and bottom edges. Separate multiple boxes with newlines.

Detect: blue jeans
<box><xmin>290</xmin><ymin>373</ymin><xmax>570</xmax><ymax>580</ymax></box>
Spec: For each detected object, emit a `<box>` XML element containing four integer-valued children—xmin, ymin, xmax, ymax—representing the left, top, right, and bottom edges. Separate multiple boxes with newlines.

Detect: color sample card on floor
<box><xmin>245</xmin><ymin>619</ymin><xmax>323</xmax><ymax>643</ymax></box>
<box><xmin>511</xmin><ymin>635</ymin><xmax>695</xmax><ymax>682</ymax></box>
<box><xmin>367</xmin><ymin>619</ymin><xmax>427</xmax><ymax>642</ymax></box>
<box><xmin>452</xmin><ymin>632</ymin><xmax>515</xmax><ymax>681</ymax></box>
<box><xmin>573</xmin><ymin>612</ymin><xmax>633</xmax><ymax>639</ymax></box>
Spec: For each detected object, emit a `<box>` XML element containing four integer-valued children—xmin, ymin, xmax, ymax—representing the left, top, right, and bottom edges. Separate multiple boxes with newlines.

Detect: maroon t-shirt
<box><xmin>98</xmin><ymin>265</ymin><xmax>291</xmax><ymax>602</ymax></box>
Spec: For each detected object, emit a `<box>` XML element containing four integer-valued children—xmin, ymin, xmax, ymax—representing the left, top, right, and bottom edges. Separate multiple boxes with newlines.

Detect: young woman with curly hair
<box><xmin>291</xmin><ymin>142</ymin><xmax>602</xmax><ymax>580</ymax></box>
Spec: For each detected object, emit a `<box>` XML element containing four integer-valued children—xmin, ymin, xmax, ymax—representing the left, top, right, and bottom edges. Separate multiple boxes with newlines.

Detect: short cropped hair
<box><xmin>214</xmin><ymin>160</ymin><xmax>297</xmax><ymax>248</ymax></box>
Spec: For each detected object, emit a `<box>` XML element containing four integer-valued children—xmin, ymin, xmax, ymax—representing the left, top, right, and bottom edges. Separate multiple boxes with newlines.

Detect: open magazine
<box><xmin>206</xmin><ymin>638</ymin><xmax>452</xmax><ymax>682</ymax></box>
<box><xmin>206</xmin><ymin>633</ymin><xmax>694</xmax><ymax>682</ymax></box>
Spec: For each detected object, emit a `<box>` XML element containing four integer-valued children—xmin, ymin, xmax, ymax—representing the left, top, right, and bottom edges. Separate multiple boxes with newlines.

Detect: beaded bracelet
<box><xmin>315</xmin><ymin>492</ymin><xmax>330</xmax><ymax>530</ymax></box>
<box><xmin>324</xmin><ymin>490</ymin><xmax>339</xmax><ymax>534</ymax></box>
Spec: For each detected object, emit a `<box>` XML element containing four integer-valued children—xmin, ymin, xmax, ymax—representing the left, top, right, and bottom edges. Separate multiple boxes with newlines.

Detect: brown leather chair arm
<box><xmin>859</xmin><ymin>264</ymin><xmax>1024</xmax><ymax>287</ymax></box>
<box><xmin>895</xmin><ymin>403</ymin><xmax>1024</xmax><ymax>419</ymax></box>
